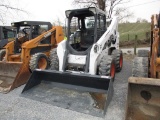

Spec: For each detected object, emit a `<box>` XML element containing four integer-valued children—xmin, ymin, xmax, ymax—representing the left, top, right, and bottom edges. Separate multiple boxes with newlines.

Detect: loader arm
<box><xmin>89</xmin><ymin>16</ymin><xmax>119</xmax><ymax>75</ymax></box>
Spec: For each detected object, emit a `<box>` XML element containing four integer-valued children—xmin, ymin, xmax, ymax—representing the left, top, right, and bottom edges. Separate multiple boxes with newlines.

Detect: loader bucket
<box><xmin>0</xmin><ymin>62</ymin><xmax>31</xmax><ymax>93</ymax></box>
<box><xmin>125</xmin><ymin>77</ymin><xmax>160</xmax><ymax>120</ymax></box>
<box><xmin>22</xmin><ymin>70</ymin><xmax>113</xmax><ymax>115</ymax></box>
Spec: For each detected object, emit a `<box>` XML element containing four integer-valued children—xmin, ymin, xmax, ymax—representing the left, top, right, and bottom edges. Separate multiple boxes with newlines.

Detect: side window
<box><xmin>79</xmin><ymin>19</ymin><xmax>82</xmax><ymax>29</ymax></box>
<box><xmin>70</xmin><ymin>17</ymin><xmax>79</xmax><ymax>34</ymax></box>
<box><xmin>32</xmin><ymin>25</ymin><xmax>49</xmax><ymax>36</ymax></box>
<box><xmin>97</xmin><ymin>15</ymin><xmax>105</xmax><ymax>29</ymax></box>
<box><xmin>101</xmin><ymin>15</ymin><xmax>106</xmax><ymax>31</ymax></box>
<box><xmin>2</xmin><ymin>33</ymin><xmax>4</xmax><ymax>39</ymax></box>
<box><xmin>2</xmin><ymin>29</ymin><xmax>8</xmax><ymax>39</ymax></box>
<box><xmin>7</xmin><ymin>31</ymin><xmax>15</xmax><ymax>38</ymax></box>
<box><xmin>37</xmin><ymin>25</ymin><xmax>51</xmax><ymax>44</ymax></box>
<box><xmin>39</xmin><ymin>25</ymin><xmax>48</xmax><ymax>34</ymax></box>
<box><xmin>7</xmin><ymin>31</ymin><xmax>15</xmax><ymax>41</ymax></box>
<box><xmin>85</xmin><ymin>16</ymin><xmax>95</xmax><ymax>29</ymax></box>
<box><xmin>97</xmin><ymin>15</ymin><xmax>101</xmax><ymax>29</ymax></box>
<box><xmin>97</xmin><ymin>14</ymin><xmax>106</xmax><ymax>40</ymax></box>
<box><xmin>32</xmin><ymin>25</ymin><xmax>40</xmax><ymax>36</ymax></box>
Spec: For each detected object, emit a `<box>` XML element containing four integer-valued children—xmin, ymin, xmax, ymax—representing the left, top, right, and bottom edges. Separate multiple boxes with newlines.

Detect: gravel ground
<box><xmin>0</xmin><ymin>57</ymin><xmax>132</xmax><ymax>120</ymax></box>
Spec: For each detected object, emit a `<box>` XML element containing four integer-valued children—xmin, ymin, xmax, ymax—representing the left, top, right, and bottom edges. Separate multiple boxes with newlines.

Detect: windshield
<box><xmin>68</xmin><ymin>13</ymin><xmax>96</xmax><ymax>51</ymax></box>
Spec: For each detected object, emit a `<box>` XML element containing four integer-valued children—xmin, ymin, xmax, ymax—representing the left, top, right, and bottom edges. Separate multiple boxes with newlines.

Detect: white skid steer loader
<box><xmin>22</xmin><ymin>7</ymin><xmax>123</xmax><ymax>116</ymax></box>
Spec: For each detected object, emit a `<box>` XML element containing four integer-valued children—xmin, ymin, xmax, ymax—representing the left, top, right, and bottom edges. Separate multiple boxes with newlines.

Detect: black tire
<box><xmin>98</xmin><ymin>55</ymin><xmax>116</xmax><ymax>80</ymax></box>
<box><xmin>111</xmin><ymin>49</ymin><xmax>123</xmax><ymax>72</ymax></box>
<box><xmin>29</xmin><ymin>53</ymin><xmax>49</xmax><ymax>72</ymax></box>
<box><xmin>0</xmin><ymin>49</ymin><xmax>6</xmax><ymax>61</ymax></box>
<box><xmin>50</xmin><ymin>48</ymin><xmax>59</xmax><ymax>70</ymax></box>
<box><xmin>137</xmin><ymin>50</ymin><xmax>149</xmax><ymax>57</ymax></box>
<box><xmin>132</xmin><ymin>57</ymin><xmax>148</xmax><ymax>77</ymax></box>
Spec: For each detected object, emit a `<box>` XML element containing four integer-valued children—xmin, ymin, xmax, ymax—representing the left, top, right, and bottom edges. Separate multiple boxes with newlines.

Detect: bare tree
<box><xmin>73</xmin><ymin>0</ymin><xmax>106</xmax><ymax>11</ymax></box>
<box><xmin>0</xmin><ymin>0</ymin><xmax>27</xmax><ymax>25</ymax></box>
<box><xmin>115</xmin><ymin>7</ymin><xmax>133</xmax><ymax>22</ymax></box>
<box><xmin>72</xmin><ymin>0</ymin><xmax>133</xmax><ymax>21</ymax></box>
<box><xmin>136</xmin><ymin>18</ymin><xmax>148</xmax><ymax>23</ymax></box>
<box><xmin>52</xmin><ymin>17</ymin><xmax>64</xmax><ymax>26</ymax></box>
<box><xmin>136</xmin><ymin>18</ymin><xmax>142</xmax><ymax>23</ymax></box>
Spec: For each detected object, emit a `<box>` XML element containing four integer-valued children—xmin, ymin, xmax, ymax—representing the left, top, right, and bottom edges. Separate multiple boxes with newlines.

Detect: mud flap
<box><xmin>22</xmin><ymin>70</ymin><xmax>113</xmax><ymax>115</ymax></box>
<box><xmin>125</xmin><ymin>77</ymin><xmax>160</xmax><ymax>120</ymax></box>
<box><xmin>0</xmin><ymin>62</ymin><xmax>31</xmax><ymax>93</ymax></box>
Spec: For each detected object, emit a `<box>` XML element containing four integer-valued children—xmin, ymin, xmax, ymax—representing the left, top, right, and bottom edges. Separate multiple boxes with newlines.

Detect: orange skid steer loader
<box><xmin>125</xmin><ymin>14</ymin><xmax>160</xmax><ymax>120</ymax></box>
<box><xmin>0</xmin><ymin>21</ymin><xmax>64</xmax><ymax>93</ymax></box>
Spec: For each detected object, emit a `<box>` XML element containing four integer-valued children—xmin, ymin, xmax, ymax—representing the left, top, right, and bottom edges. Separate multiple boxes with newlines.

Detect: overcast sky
<box><xmin>125</xmin><ymin>0</ymin><xmax>160</xmax><ymax>22</ymax></box>
<box><xmin>2</xmin><ymin>0</ymin><xmax>160</xmax><ymax>25</ymax></box>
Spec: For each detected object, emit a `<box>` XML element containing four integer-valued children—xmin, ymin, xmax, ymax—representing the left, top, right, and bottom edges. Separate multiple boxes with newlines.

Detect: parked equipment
<box><xmin>0</xmin><ymin>26</ymin><xmax>15</xmax><ymax>60</ymax></box>
<box><xmin>22</xmin><ymin>7</ymin><xmax>123</xmax><ymax>115</ymax></box>
<box><xmin>0</xmin><ymin>21</ymin><xmax>64</xmax><ymax>93</ymax></box>
<box><xmin>125</xmin><ymin>14</ymin><xmax>160</xmax><ymax>120</ymax></box>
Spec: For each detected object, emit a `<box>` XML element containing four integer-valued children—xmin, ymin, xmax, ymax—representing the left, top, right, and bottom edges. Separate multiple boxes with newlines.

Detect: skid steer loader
<box><xmin>0</xmin><ymin>21</ymin><xmax>64</xmax><ymax>93</ymax></box>
<box><xmin>125</xmin><ymin>14</ymin><xmax>160</xmax><ymax>120</ymax></box>
<box><xmin>22</xmin><ymin>7</ymin><xmax>123</xmax><ymax>116</ymax></box>
<box><xmin>0</xmin><ymin>26</ymin><xmax>15</xmax><ymax>60</ymax></box>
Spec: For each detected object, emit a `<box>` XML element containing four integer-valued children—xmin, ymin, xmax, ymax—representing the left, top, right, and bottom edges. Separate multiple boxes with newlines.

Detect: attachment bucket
<box><xmin>22</xmin><ymin>70</ymin><xmax>113</xmax><ymax>115</ymax></box>
<box><xmin>0</xmin><ymin>62</ymin><xmax>31</xmax><ymax>93</ymax></box>
<box><xmin>125</xmin><ymin>77</ymin><xmax>160</xmax><ymax>120</ymax></box>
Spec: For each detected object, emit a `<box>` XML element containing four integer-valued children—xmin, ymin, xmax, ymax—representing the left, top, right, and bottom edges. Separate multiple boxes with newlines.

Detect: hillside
<box><xmin>119</xmin><ymin>23</ymin><xmax>150</xmax><ymax>47</ymax></box>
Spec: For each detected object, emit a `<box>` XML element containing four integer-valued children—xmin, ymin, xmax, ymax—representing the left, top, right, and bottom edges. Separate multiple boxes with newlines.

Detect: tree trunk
<box><xmin>97</xmin><ymin>0</ymin><xmax>105</xmax><ymax>11</ymax></box>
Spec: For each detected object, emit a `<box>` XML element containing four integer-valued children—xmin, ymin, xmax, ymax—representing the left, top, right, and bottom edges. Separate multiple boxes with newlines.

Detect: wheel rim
<box><xmin>38</xmin><ymin>57</ymin><xmax>47</xmax><ymax>70</ymax></box>
<box><xmin>110</xmin><ymin>63</ymin><xmax>115</xmax><ymax>78</ymax></box>
<box><xmin>119</xmin><ymin>54</ymin><xmax>123</xmax><ymax>68</ymax></box>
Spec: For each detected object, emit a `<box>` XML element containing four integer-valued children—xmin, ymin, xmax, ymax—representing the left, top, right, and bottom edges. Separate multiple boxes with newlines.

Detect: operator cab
<box><xmin>11</xmin><ymin>21</ymin><xmax>52</xmax><ymax>53</ymax></box>
<box><xmin>66</xmin><ymin>7</ymin><xmax>107</xmax><ymax>52</ymax></box>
